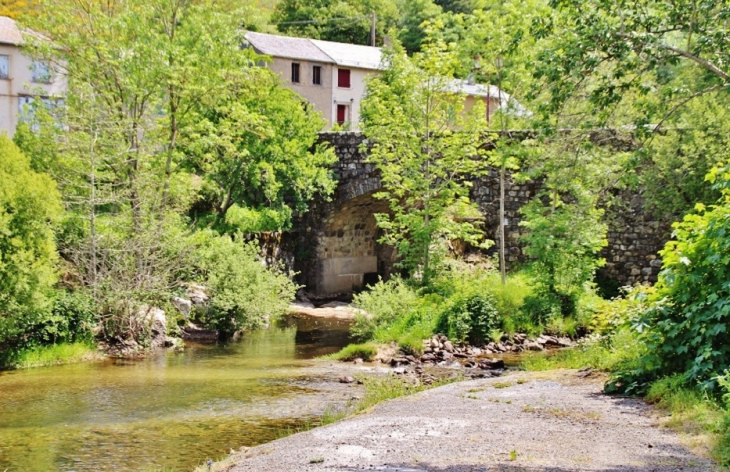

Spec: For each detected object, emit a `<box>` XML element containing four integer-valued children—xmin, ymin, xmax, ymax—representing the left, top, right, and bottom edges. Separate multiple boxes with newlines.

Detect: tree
<box><xmin>425</xmin><ymin>0</ymin><xmax>549</xmax><ymax>283</ymax></box>
<box><xmin>181</xmin><ymin>65</ymin><xmax>336</xmax><ymax>230</ymax></box>
<box><xmin>535</xmin><ymin>0</ymin><xmax>730</xmax><ymax>131</ymax></box>
<box><xmin>20</xmin><ymin>0</ymin><xmax>331</xmax><ymax>341</ymax></box>
<box><xmin>0</xmin><ymin>0</ymin><xmax>37</xmax><ymax>19</ymax></box>
<box><xmin>272</xmin><ymin>0</ymin><xmax>399</xmax><ymax>45</ymax></box>
<box><xmin>0</xmin><ymin>136</ymin><xmax>62</xmax><ymax>347</ymax></box>
<box><xmin>271</xmin><ymin>0</ymin><xmax>442</xmax><ymax>53</ymax></box>
<box><xmin>361</xmin><ymin>41</ymin><xmax>491</xmax><ymax>285</ymax></box>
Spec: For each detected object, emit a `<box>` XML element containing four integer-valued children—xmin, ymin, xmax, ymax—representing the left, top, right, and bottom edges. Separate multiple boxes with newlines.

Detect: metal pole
<box><xmin>371</xmin><ymin>12</ymin><xmax>376</xmax><ymax>47</ymax></box>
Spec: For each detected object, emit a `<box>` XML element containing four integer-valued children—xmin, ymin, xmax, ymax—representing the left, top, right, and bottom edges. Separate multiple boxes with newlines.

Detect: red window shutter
<box><xmin>337</xmin><ymin>105</ymin><xmax>347</xmax><ymax>124</ymax></box>
<box><xmin>338</xmin><ymin>68</ymin><xmax>351</xmax><ymax>88</ymax></box>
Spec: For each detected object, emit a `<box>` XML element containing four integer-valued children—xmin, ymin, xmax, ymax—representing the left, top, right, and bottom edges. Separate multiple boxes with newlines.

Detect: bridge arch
<box><xmin>314</xmin><ymin>190</ymin><xmax>395</xmax><ymax>295</ymax></box>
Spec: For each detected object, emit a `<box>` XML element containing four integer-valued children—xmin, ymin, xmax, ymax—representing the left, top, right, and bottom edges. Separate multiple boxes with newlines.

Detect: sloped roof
<box><xmin>245</xmin><ymin>31</ymin><xmax>383</xmax><ymax>70</ymax></box>
<box><xmin>245</xmin><ymin>31</ymin><xmax>334</xmax><ymax>63</ymax></box>
<box><xmin>0</xmin><ymin>16</ymin><xmax>23</xmax><ymax>45</ymax></box>
<box><xmin>310</xmin><ymin>38</ymin><xmax>382</xmax><ymax>70</ymax></box>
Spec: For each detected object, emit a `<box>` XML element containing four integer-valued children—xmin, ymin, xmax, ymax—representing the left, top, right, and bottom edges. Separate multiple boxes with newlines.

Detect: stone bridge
<box><xmin>289</xmin><ymin>132</ymin><xmax>670</xmax><ymax>297</ymax></box>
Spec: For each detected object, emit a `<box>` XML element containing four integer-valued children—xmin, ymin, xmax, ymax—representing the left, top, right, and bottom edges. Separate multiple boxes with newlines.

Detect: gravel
<box><xmin>216</xmin><ymin>370</ymin><xmax>717</xmax><ymax>472</ymax></box>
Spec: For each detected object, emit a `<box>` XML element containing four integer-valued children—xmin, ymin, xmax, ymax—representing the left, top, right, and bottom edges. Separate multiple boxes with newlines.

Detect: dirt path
<box><xmin>213</xmin><ymin>370</ymin><xmax>716</xmax><ymax>472</ymax></box>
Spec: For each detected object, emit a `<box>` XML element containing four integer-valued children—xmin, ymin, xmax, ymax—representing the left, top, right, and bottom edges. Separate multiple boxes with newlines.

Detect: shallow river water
<box><xmin>0</xmin><ymin>314</ymin><xmax>354</xmax><ymax>472</ymax></box>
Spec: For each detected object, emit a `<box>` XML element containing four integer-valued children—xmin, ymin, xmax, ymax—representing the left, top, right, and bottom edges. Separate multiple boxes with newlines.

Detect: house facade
<box><xmin>0</xmin><ymin>16</ymin><xmax>65</xmax><ymax>136</ymax></box>
<box><xmin>245</xmin><ymin>32</ymin><xmax>383</xmax><ymax>130</ymax></box>
<box><xmin>245</xmin><ymin>31</ymin><xmax>507</xmax><ymax>131</ymax></box>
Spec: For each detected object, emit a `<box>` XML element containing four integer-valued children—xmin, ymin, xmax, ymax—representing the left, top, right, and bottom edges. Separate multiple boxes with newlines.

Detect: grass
<box><xmin>321</xmin><ymin>342</ymin><xmax>378</xmax><ymax>361</ymax></box>
<box><xmin>8</xmin><ymin>342</ymin><xmax>100</xmax><ymax>369</ymax></box>
<box><xmin>520</xmin><ymin>328</ymin><xmax>644</xmax><ymax>373</ymax></box>
<box><xmin>493</xmin><ymin>381</ymin><xmax>514</xmax><ymax>389</ymax></box>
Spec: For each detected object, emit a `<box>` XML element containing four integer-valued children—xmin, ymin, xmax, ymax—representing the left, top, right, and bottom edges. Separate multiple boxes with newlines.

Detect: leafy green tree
<box><xmin>0</xmin><ymin>136</ymin><xmax>63</xmax><ymax>347</ymax></box>
<box><xmin>182</xmin><ymin>66</ymin><xmax>336</xmax><ymax>230</ymax></box>
<box><xmin>361</xmin><ymin>41</ymin><xmax>491</xmax><ymax>285</ymax></box>
<box><xmin>20</xmin><ymin>0</ymin><xmax>332</xmax><ymax>342</ymax></box>
<box><xmin>272</xmin><ymin>0</ymin><xmax>399</xmax><ymax>45</ymax></box>
<box><xmin>627</xmin><ymin>163</ymin><xmax>730</xmax><ymax>389</ymax></box>
<box><xmin>271</xmin><ymin>0</ymin><xmax>441</xmax><ymax>52</ymax></box>
<box><xmin>535</xmin><ymin>0</ymin><xmax>729</xmax><ymax>130</ymax></box>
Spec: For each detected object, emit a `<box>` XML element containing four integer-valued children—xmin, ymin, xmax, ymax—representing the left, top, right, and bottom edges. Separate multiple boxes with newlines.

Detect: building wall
<box><xmin>330</xmin><ymin>66</ymin><xmax>373</xmax><ymax>131</ymax></box>
<box><xmin>268</xmin><ymin>57</ymin><xmax>334</xmax><ymax>128</ymax></box>
<box><xmin>0</xmin><ymin>43</ymin><xmax>65</xmax><ymax>136</ymax></box>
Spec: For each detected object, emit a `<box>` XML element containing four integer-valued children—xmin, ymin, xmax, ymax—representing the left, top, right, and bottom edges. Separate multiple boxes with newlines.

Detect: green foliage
<box><xmin>520</xmin><ymin>196</ymin><xmax>607</xmax><ymax>320</ymax></box>
<box><xmin>521</xmin><ymin>328</ymin><xmax>645</xmax><ymax>373</ymax></box>
<box><xmin>0</xmin><ymin>136</ymin><xmax>63</xmax><ymax>350</ymax></box>
<box><xmin>7</xmin><ymin>342</ymin><xmax>97</xmax><ymax>370</ymax></box>
<box><xmin>361</xmin><ymin>41</ymin><xmax>491</xmax><ymax>285</ymax></box>
<box><xmin>629</xmin><ymin>163</ymin><xmax>730</xmax><ymax>388</ymax></box>
<box><xmin>271</xmin><ymin>0</ymin><xmax>442</xmax><ymax>53</ymax></box>
<box><xmin>195</xmin><ymin>232</ymin><xmax>296</xmax><ymax>336</ymax></box>
<box><xmin>351</xmin><ymin>276</ymin><xmax>421</xmax><ymax>341</ymax></box>
<box><xmin>437</xmin><ymin>294</ymin><xmax>500</xmax><ymax>344</ymax></box>
<box><xmin>183</xmin><ymin>67</ymin><xmax>336</xmax><ymax>229</ymax></box>
<box><xmin>223</xmin><ymin>205</ymin><xmax>293</xmax><ymax>234</ymax></box>
<box><xmin>323</xmin><ymin>342</ymin><xmax>378</xmax><ymax>361</ymax></box>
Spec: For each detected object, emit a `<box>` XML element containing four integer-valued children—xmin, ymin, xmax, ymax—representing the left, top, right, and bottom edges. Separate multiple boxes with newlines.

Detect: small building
<box><xmin>0</xmin><ymin>16</ymin><xmax>65</xmax><ymax>136</ymax></box>
<box><xmin>244</xmin><ymin>31</ymin><xmax>508</xmax><ymax>131</ymax></box>
<box><xmin>245</xmin><ymin>31</ymin><xmax>382</xmax><ymax>130</ymax></box>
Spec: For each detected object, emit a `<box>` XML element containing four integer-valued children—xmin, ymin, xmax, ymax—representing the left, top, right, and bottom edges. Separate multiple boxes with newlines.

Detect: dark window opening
<box><xmin>291</xmin><ymin>63</ymin><xmax>300</xmax><ymax>83</ymax></box>
<box><xmin>337</xmin><ymin>68</ymin><xmax>351</xmax><ymax>88</ymax></box>
<box><xmin>312</xmin><ymin>65</ymin><xmax>321</xmax><ymax>85</ymax></box>
<box><xmin>336</xmin><ymin>104</ymin><xmax>348</xmax><ymax>125</ymax></box>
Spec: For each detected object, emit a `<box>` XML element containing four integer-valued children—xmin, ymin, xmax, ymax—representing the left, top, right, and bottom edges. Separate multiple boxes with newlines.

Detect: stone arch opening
<box><xmin>314</xmin><ymin>190</ymin><xmax>395</xmax><ymax>295</ymax></box>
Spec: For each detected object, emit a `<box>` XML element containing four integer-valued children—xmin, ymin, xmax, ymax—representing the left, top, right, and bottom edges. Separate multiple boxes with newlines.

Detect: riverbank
<box><xmin>203</xmin><ymin>369</ymin><xmax>715</xmax><ymax>471</ymax></box>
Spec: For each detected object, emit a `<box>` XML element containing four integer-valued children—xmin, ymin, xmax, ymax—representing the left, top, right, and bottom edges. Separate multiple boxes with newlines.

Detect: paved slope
<box><xmin>214</xmin><ymin>370</ymin><xmax>715</xmax><ymax>472</ymax></box>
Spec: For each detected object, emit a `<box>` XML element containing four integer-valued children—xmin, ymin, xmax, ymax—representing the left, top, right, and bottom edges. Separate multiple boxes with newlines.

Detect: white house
<box><xmin>244</xmin><ymin>31</ymin><xmax>509</xmax><ymax>131</ymax></box>
<box><xmin>0</xmin><ymin>16</ymin><xmax>65</xmax><ymax>136</ymax></box>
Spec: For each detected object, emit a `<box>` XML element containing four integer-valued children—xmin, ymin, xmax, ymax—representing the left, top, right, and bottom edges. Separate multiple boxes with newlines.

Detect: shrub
<box><xmin>519</xmin><ymin>196</ymin><xmax>607</xmax><ymax>319</ymax></box>
<box><xmin>0</xmin><ymin>137</ymin><xmax>63</xmax><ymax>351</ymax></box>
<box><xmin>437</xmin><ymin>293</ymin><xmax>500</xmax><ymax>344</ymax></box>
<box><xmin>195</xmin><ymin>232</ymin><xmax>296</xmax><ymax>336</ymax></box>
<box><xmin>621</xmin><ymin>163</ymin><xmax>730</xmax><ymax>389</ymax></box>
<box><xmin>351</xmin><ymin>277</ymin><xmax>420</xmax><ymax>341</ymax></box>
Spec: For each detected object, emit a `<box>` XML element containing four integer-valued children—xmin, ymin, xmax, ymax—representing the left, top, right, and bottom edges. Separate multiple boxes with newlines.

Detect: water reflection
<box><xmin>0</xmin><ymin>314</ymin><xmax>352</xmax><ymax>472</ymax></box>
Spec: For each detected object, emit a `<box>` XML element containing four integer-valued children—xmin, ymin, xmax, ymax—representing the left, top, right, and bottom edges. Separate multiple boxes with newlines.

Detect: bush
<box><xmin>519</xmin><ymin>196</ymin><xmax>607</xmax><ymax>319</ymax></box>
<box><xmin>351</xmin><ymin>276</ymin><xmax>420</xmax><ymax>341</ymax></box>
<box><xmin>0</xmin><ymin>137</ymin><xmax>63</xmax><ymax>351</ymax></box>
<box><xmin>195</xmin><ymin>232</ymin><xmax>297</xmax><ymax>336</ymax></box>
<box><xmin>437</xmin><ymin>293</ymin><xmax>500</xmax><ymax>344</ymax></box>
<box><xmin>620</xmin><ymin>163</ymin><xmax>730</xmax><ymax>389</ymax></box>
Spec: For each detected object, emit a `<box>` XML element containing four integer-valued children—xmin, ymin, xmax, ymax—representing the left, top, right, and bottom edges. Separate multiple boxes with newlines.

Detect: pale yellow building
<box><xmin>0</xmin><ymin>16</ymin><xmax>65</xmax><ymax>137</ymax></box>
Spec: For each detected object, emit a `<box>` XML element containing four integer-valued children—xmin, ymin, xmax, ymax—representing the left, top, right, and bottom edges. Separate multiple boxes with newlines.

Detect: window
<box><xmin>18</xmin><ymin>95</ymin><xmax>64</xmax><ymax>130</ymax></box>
<box><xmin>337</xmin><ymin>68</ymin><xmax>351</xmax><ymax>88</ymax></box>
<box><xmin>291</xmin><ymin>62</ymin><xmax>300</xmax><ymax>83</ymax></box>
<box><xmin>312</xmin><ymin>65</ymin><xmax>321</xmax><ymax>85</ymax></box>
<box><xmin>0</xmin><ymin>55</ymin><xmax>8</xmax><ymax>79</ymax></box>
<box><xmin>31</xmin><ymin>61</ymin><xmax>52</xmax><ymax>83</ymax></box>
<box><xmin>336</xmin><ymin>104</ymin><xmax>348</xmax><ymax>125</ymax></box>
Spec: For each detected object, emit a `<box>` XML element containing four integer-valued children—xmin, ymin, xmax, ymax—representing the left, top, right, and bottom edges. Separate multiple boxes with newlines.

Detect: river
<box><xmin>0</xmin><ymin>314</ymin><xmax>356</xmax><ymax>472</ymax></box>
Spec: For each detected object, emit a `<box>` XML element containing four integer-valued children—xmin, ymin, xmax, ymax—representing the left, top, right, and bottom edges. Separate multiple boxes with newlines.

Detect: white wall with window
<box><xmin>0</xmin><ymin>17</ymin><xmax>67</xmax><ymax>136</ymax></box>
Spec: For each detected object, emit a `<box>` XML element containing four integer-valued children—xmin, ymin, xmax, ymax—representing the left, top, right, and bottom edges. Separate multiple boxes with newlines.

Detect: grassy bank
<box><xmin>2</xmin><ymin>342</ymin><xmax>102</xmax><ymax>370</ymax></box>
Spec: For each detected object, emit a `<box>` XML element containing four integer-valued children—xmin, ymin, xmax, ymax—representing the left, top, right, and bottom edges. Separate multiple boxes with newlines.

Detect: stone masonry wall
<box><xmin>289</xmin><ymin>132</ymin><xmax>672</xmax><ymax>295</ymax></box>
